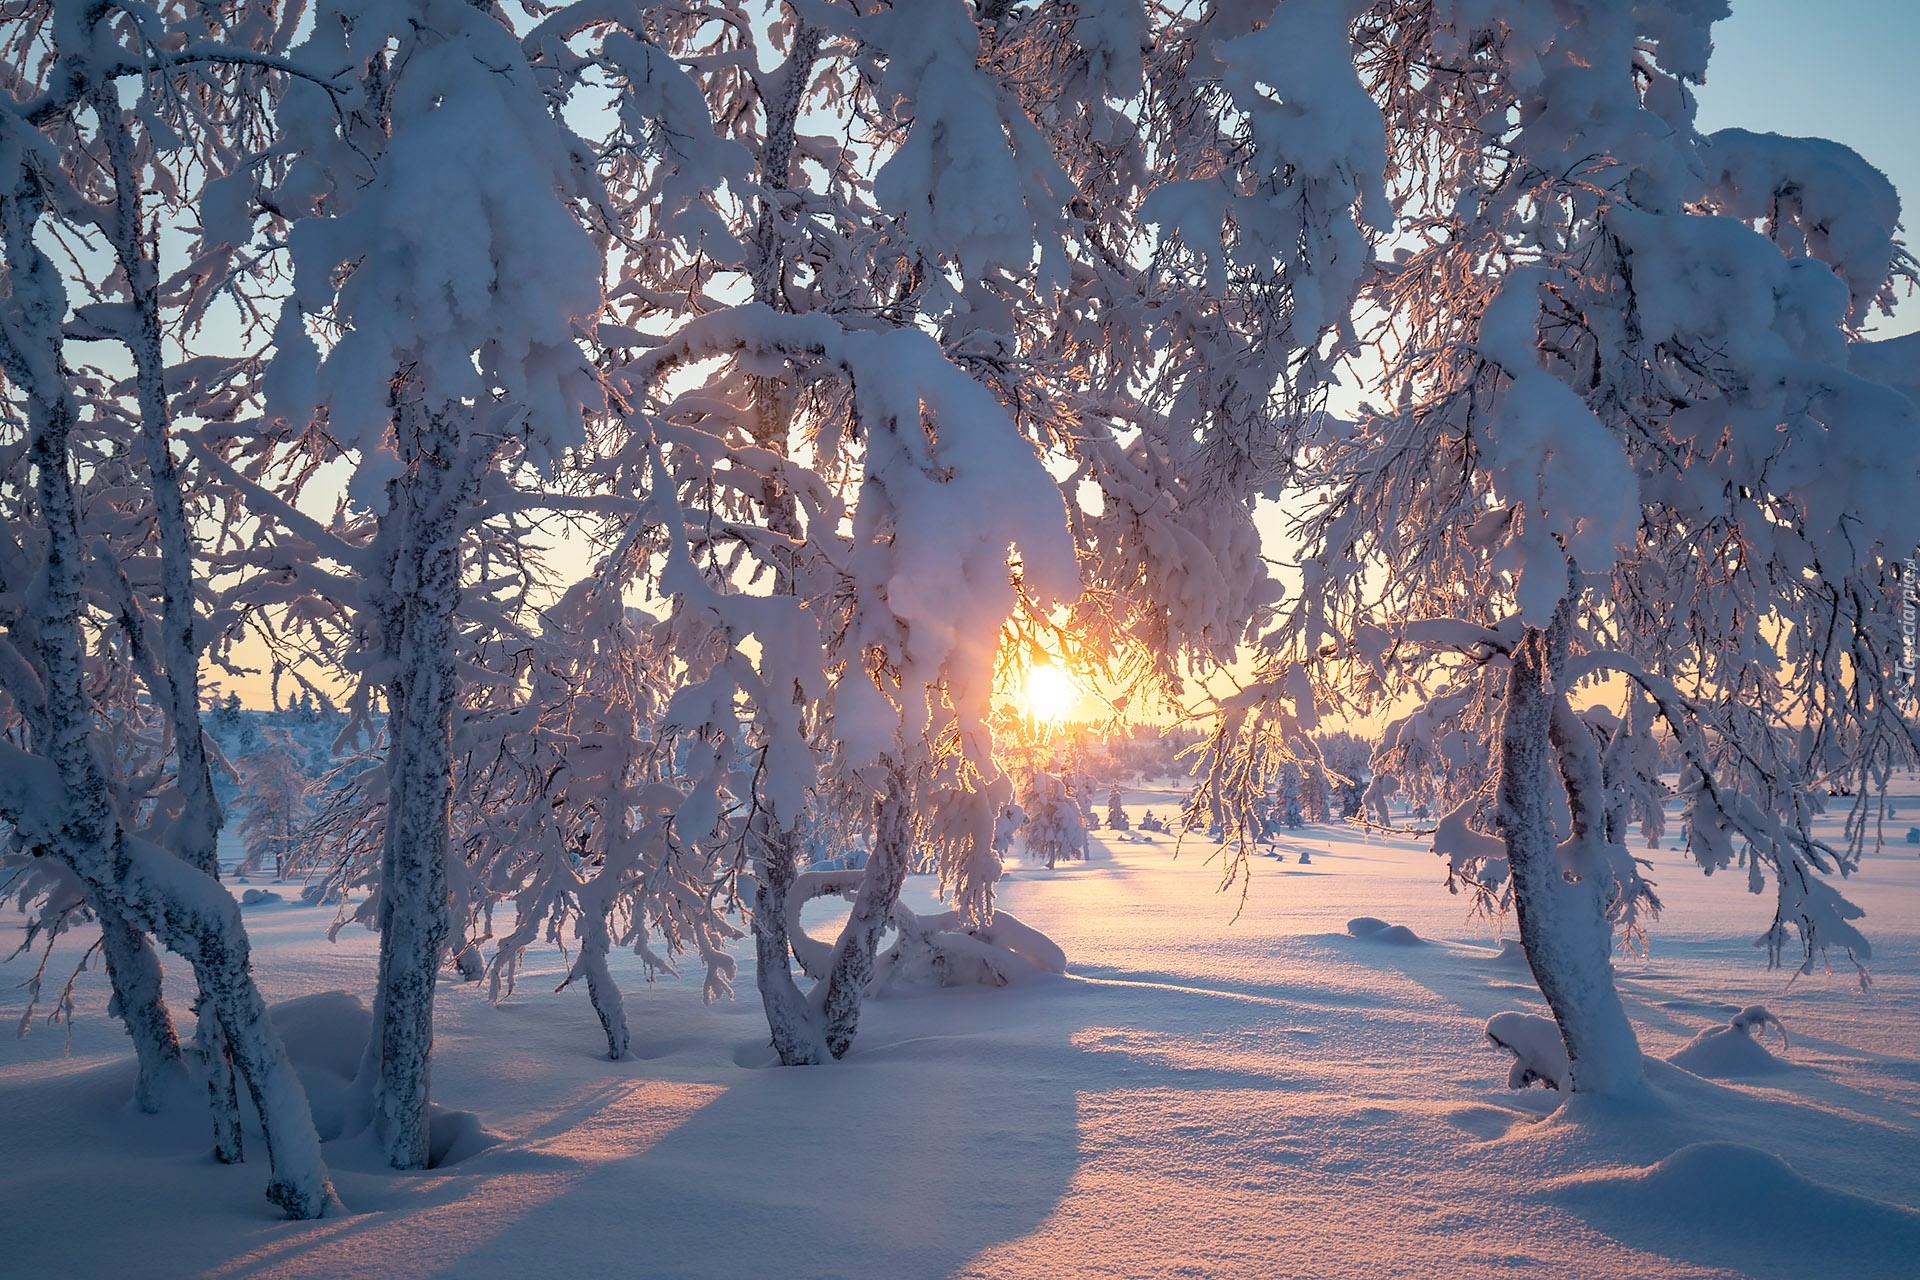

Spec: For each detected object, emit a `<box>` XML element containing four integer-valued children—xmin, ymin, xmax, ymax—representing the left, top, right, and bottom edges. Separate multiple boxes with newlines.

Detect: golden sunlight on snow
<box><xmin>203</xmin><ymin>1081</ymin><xmax>725</xmax><ymax>1280</ymax></box>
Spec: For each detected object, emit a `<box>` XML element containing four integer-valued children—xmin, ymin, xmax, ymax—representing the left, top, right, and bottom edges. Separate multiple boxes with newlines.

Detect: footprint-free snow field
<box><xmin>5</xmin><ymin>786</ymin><xmax>1919</xmax><ymax>1280</ymax></box>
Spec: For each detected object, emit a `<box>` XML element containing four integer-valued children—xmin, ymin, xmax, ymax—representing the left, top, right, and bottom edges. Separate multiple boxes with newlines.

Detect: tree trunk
<box><xmin>579</xmin><ymin>955</ymin><xmax>629</xmax><ymax>1062</ymax></box>
<box><xmin>1499</xmin><ymin>614</ymin><xmax>1645</xmax><ymax>1099</ymax></box>
<box><xmin>571</xmin><ymin>876</ymin><xmax>631</xmax><ymax>1060</ymax></box>
<box><xmin>819</xmin><ymin>763</ymin><xmax>914</xmax><ymax>1059</ymax></box>
<box><xmin>740</xmin><ymin>22</ymin><xmax>835</xmax><ymax>1068</ymax></box>
<box><xmin>96</xmin><ymin>901</ymin><xmax>186</xmax><ymax>1113</ymax></box>
<box><xmin>133</xmin><ymin>857</ymin><xmax>345</xmax><ymax>1217</ymax></box>
<box><xmin>195</xmin><ymin>1005</ymin><xmax>246</xmax><ymax>1162</ymax></box>
<box><xmin>91</xmin><ymin>79</ymin><xmax>246</xmax><ymax>1153</ymax></box>
<box><xmin>371</xmin><ymin>401</ymin><xmax>465</xmax><ymax>1170</ymax></box>
<box><xmin>754</xmin><ymin>818</ymin><xmax>831</xmax><ymax>1065</ymax></box>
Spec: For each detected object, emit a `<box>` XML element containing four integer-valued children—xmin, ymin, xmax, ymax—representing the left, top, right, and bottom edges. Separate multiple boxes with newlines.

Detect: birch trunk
<box><xmin>96</xmin><ymin>901</ymin><xmax>187</xmax><ymax>1112</ymax></box>
<box><xmin>743</xmin><ymin>23</ymin><xmax>831</xmax><ymax>1065</ymax></box>
<box><xmin>819</xmin><ymin>763</ymin><xmax>914</xmax><ymax>1060</ymax></box>
<box><xmin>195</xmin><ymin>1008</ymin><xmax>245</xmax><ymax>1162</ymax></box>
<box><xmin>569</xmin><ymin>861</ymin><xmax>631</xmax><ymax>1060</ymax></box>
<box><xmin>1499</xmin><ymin>610</ymin><xmax>1645</xmax><ymax>1099</ymax></box>
<box><xmin>371</xmin><ymin>400</ymin><xmax>466</xmax><ymax>1170</ymax></box>
<box><xmin>754</xmin><ymin>818</ymin><xmax>831</xmax><ymax>1065</ymax></box>
<box><xmin>581</xmin><ymin>971</ymin><xmax>629</xmax><ymax>1061</ymax></box>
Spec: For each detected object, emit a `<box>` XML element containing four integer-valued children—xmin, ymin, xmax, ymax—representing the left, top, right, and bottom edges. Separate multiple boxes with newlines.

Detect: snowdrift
<box><xmin>1543</xmin><ymin>1141</ymin><xmax>1920</xmax><ymax>1280</ymax></box>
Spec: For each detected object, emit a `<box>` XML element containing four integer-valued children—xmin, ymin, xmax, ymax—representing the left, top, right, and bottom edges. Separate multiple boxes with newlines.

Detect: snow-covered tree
<box><xmin>21</xmin><ymin>0</ymin><xmax>1907</xmax><ymax>1172</ymax></box>
<box><xmin>1222</xmin><ymin>0</ymin><xmax>1920</xmax><ymax>1098</ymax></box>
<box><xmin>1277</xmin><ymin>763</ymin><xmax>1304</xmax><ymax>830</ymax></box>
<box><xmin>1015</xmin><ymin>769</ymin><xmax>1090</xmax><ymax>868</ymax></box>
<box><xmin>0</xmin><ymin>0</ymin><xmax>339</xmax><ymax>1215</ymax></box>
<box><xmin>489</xmin><ymin>0</ymin><xmax>1392</xmax><ymax>1065</ymax></box>
<box><xmin>580</xmin><ymin>1</ymin><xmax>1108</xmax><ymax>1065</ymax></box>
<box><xmin>444</xmin><ymin>582</ymin><xmax>746</xmax><ymax>1064</ymax></box>
<box><xmin>230</xmin><ymin>0</ymin><xmax>612</xmax><ymax>1168</ymax></box>
<box><xmin>237</xmin><ymin>730</ymin><xmax>310</xmax><ymax>880</ymax></box>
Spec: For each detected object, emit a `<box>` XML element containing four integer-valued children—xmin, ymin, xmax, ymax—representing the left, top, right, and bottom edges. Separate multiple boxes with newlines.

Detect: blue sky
<box><xmin>1694</xmin><ymin>0</ymin><xmax>1920</xmax><ymax>337</ymax></box>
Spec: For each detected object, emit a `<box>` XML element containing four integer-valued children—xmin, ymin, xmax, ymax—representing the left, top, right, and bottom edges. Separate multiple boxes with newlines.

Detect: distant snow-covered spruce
<box><xmin>1016</xmin><ymin>770</ymin><xmax>1091</xmax><ymax>869</ymax></box>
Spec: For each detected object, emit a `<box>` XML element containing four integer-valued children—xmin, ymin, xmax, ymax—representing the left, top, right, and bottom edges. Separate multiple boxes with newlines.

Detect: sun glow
<box><xmin>1022</xmin><ymin>664</ymin><xmax>1081</xmax><ymax>726</ymax></box>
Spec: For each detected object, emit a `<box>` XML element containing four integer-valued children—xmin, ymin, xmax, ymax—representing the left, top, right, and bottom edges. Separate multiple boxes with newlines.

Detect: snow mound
<box><xmin>1491</xmin><ymin>937</ymin><xmax>1530</xmax><ymax>966</ymax></box>
<box><xmin>268</xmin><ymin>991</ymin><xmax>369</xmax><ymax>1142</ymax></box>
<box><xmin>266</xmin><ymin>991</ymin><xmax>500</xmax><ymax>1164</ymax></box>
<box><xmin>730</xmin><ymin>1039</ymin><xmax>782</xmax><ymax>1070</ymax></box>
<box><xmin>875</xmin><ymin>906</ymin><xmax>1068</xmax><ymax>990</ymax></box>
<box><xmin>428</xmin><ymin>1108</ymin><xmax>500</xmax><ymax>1168</ymax></box>
<box><xmin>1346</xmin><ymin>917</ymin><xmax>1422</xmax><ymax>945</ymax></box>
<box><xmin>1668</xmin><ymin>1005</ymin><xmax>1790</xmax><ymax>1078</ymax></box>
<box><xmin>1486</xmin><ymin>1011</ymin><xmax>1569</xmax><ymax>1091</ymax></box>
<box><xmin>269</xmin><ymin>990</ymin><xmax>369</xmax><ymax>1082</ymax></box>
<box><xmin>1544</xmin><ymin>1142</ymin><xmax>1920</xmax><ymax>1279</ymax></box>
<box><xmin>239</xmin><ymin>888</ymin><xmax>283</xmax><ymax>907</ymax></box>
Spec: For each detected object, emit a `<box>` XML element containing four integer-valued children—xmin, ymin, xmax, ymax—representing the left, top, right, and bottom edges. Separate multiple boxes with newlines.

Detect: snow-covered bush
<box><xmin>874</xmin><ymin>904</ymin><xmax>1069</xmax><ymax>991</ymax></box>
<box><xmin>1017</xmin><ymin>770</ymin><xmax>1091</xmax><ymax>869</ymax></box>
<box><xmin>1667</xmin><ymin>1006</ymin><xmax>1791</xmax><ymax>1079</ymax></box>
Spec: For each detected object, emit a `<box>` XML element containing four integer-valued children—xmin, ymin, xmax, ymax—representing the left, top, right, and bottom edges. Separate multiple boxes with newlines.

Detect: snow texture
<box><xmin>9</xmin><ymin>792</ymin><xmax>1920</xmax><ymax>1278</ymax></box>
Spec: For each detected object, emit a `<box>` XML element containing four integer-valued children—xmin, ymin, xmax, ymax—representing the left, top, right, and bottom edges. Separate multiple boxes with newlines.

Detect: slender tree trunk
<box><xmin>1499</xmin><ymin>611</ymin><xmax>1645</xmax><ymax>1098</ymax></box>
<box><xmin>371</xmin><ymin>401</ymin><xmax>465</xmax><ymax>1170</ymax></box>
<box><xmin>569</xmin><ymin>862</ymin><xmax>631</xmax><ymax>1060</ymax></box>
<box><xmin>819</xmin><ymin>762</ymin><xmax>914</xmax><ymax>1060</ymax></box>
<box><xmin>754</xmin><ymin>817</ymin><xmax>831</xmax><ymax>1065</ymax></box>
<box><xmin>96</xmin><ymin>901</ymin><xmax>187</xmax><ymax>1112</ymax></box>
<box><xmin>743</xmin><ymin>23</ymin><xmax>831</xmax><ymax>1065</ymax></box>
<box><xmin>148</xmin><ymin>869</ymin><xmax>344</xmax><ymax>1216</ymax></box>
<box><xmin>576</xmin><ymin>926</ymin><xmax>631</xmax><ymax>1062</ymax></box>
<box><xmin>195</xmin><ymin>1006</ymin><xmax>245</xmax><ymax>1162</ymax></box>
<box><xmin>349</xmin><ymin>480</ymin><xmax>409</xmax><ymax>1126</ymax></box>
<box><xmin>747</xmin><ymin>23</ymin><xmax>822</xmax><ymax>313</ymax></box>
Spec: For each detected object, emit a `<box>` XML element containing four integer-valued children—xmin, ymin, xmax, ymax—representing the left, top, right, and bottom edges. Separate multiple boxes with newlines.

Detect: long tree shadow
<box><xmin>200</xmin><ymin>982</ymin><xmax>1091</xmax><ymax>1280</ymax></box>
<box><xmin>412</xmin><ymin>963</ymin><xmax>1349</xmax><ymax>1280</ymax></box>
<box><xmin>1538</xmin><ymin>1127</ymin><xmax>1920</xmax><ymax>1280</ymax></box>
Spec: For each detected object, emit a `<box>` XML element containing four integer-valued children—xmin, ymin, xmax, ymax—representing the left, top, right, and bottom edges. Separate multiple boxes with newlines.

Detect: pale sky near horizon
<box><xmin>1695</xmin><ymin>0</ymin><xmax>1920</xmax><ymax>337</ymax></box>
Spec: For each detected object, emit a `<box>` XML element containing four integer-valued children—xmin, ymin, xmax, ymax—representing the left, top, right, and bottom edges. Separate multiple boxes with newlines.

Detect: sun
<box><xmin>1022</xmin><ymin>664</ymin><xmax>1080</xmax><ymax>726</ymax></box>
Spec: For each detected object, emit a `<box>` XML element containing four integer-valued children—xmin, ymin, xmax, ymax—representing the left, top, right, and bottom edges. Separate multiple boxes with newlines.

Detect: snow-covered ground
<box><xmin>5</xmin><ymin>784</ymin><xmax>1920</xmax><ymax>1279</ymax></box>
